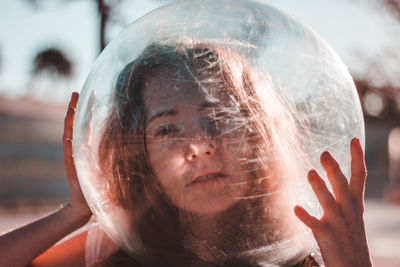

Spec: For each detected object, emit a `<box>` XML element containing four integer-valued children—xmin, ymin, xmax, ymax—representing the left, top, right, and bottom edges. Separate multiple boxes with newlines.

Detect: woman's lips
<box><xmin>187</xmin><ymin>172</ymin><xmax>228</xmax><ymax>187</ymax></box>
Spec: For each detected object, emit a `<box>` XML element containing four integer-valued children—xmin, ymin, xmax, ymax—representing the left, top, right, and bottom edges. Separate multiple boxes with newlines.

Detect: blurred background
<box><xmin>0</xmin><ymin>0</ymin><xmax>399</xmax><ymax>266</ymax></box>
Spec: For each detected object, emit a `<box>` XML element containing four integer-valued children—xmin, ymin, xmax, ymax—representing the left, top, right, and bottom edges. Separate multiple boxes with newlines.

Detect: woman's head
<box><xmin>99</xmin><ymin>42</ymin><xmax>304</xmax><ymax>214</ymax></box>
<box><xmin>98</xmin><ymin>42</ymin><xmax>311</xmax><ymax>264</ymax></box>
<box><xmin>142</xmin><ymin>57</ymin><xmax>252</xmax><ymax>214</ymax></box>
<box><xmin>100</xmin><ymin>44</ymin><xmax>251</xmax><ymax>212</ymax></box>
<box><xmin>106</xmin><ymin>44</ymin><xmax>308</xmax><ymax>214</ymax></box>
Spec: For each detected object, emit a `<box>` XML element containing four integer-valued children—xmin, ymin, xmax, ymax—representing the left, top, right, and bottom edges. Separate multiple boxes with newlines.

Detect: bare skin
<box><xmin>143</xmin><ymin>66</ymin><xmax>249</xmax><ymax>214</ymax></box>
<box><xmin>62</xmin><ymin>92</ymin><xmax>92</xmax><ymax>220</ymax></box>
<box><xmin>0</xmin><ymin>93</ymin><xmax>372</xmax><ymax>266</ymax></box>
<box><xmin>0</xmin><ymin>92</ymin><xmax>91</xmax><ymax>267</ymax></box>
<box><xmin>294</xmin><ymin>138</ymin><xmax>373</xmax><ymax>267</ymax></box>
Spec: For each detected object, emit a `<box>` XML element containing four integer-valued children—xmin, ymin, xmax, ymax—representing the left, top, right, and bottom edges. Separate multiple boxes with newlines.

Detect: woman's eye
<box><xmin>202</xmin><ymin>114</ymin><xmax>242</xmax><ymax>137</ymax></box>
<box><xmin>202</xmin><ymin>118</ymin><xmax>223</xmax><ymax>136</ymax></box>
<box><xmin>154</xmin><ymin>125</ymin><xmax>179</xmax><ymax>137</ymax></box>
<box><xmin>209</xmin><ymin>119</ymin><xmax>221</xmax><ymax>130</ymax></box>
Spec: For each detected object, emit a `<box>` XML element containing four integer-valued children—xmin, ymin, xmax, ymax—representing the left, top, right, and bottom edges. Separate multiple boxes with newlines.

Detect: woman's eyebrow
<box><xmin>148</xmin><ymin>109</ymin><xmax>176</xmax><ymax>123</ymax></box>
<box><xmin>199</xmin><ymin>102</ymin><xmax>218</xmax><ymax>110</ymax></box>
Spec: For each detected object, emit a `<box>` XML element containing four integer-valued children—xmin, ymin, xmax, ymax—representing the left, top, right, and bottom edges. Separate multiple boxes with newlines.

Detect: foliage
<box><xmin>32</xmin><ymin>48</ymin><xmax>73</xmax><ymax>77</ymax></box>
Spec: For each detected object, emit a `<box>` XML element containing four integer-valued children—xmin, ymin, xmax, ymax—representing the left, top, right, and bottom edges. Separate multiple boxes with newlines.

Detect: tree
<box><xmin>24</xmin><ymin>0</ymin><xmax>171</xmax><ymax>100</ymax></box>
<box><xmin>32</xmin><ymin>48</ymin><xmax>73</xmax><ymax>77</ymax></box>
<box><xmin>23</xmin><ymin>0</ymin><xmax>122</xmax><ymax>53</ymax></box>
<box><xmin>23</xmin><ymin>0</ymin><xmax>171</xmax><ymax>54</ymax></box>
<box><xmin>28</xmin><ymin>47</ymin><xmax>74</xmax><ymax>101</ymax></box>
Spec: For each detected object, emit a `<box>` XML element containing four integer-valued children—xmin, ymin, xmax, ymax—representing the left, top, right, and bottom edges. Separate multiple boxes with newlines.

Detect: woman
<box><xmin>0</xmin><ymin>43</ymin><xmax>372</xmax><ymax>267</ymax></box>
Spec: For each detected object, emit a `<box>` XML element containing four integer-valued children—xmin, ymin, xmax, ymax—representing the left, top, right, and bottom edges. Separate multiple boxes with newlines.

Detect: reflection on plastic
<box><xmin>73</xmin><ymin>0</ymin><xmax>364</xmax><ymax>266</ymax></box>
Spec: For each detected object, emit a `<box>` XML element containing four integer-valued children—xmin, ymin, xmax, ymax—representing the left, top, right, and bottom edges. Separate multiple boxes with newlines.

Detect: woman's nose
<box><xmin>185</xmin><ymin>139</ymin><xmax>217</xmax><ymax>162</ymax></box>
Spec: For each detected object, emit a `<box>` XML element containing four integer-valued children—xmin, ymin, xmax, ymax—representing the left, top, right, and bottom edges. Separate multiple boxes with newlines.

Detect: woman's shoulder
<box><xmin>31</xmin><ymin>230</ymin><xmax>88</xmax><ymax>266</ymax></box>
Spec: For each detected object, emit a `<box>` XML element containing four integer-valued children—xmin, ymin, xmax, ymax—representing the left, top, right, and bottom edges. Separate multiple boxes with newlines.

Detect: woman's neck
<box><xmin>178</xmin><ymin>203</ymin><xmax>245</xmax><ymax>263</ymax></box>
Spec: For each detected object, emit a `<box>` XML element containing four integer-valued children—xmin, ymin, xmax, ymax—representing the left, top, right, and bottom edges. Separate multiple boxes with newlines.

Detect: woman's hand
<box><xmin>294</xmin><ymin>138</ymin><xmax>373</xmax><ymax>267</ymax></box>
<box><xmin>63</xmin><ymin>92</ymin><xmax>92</xmax><ymax>223</ymax></box>
<box><xmin>0</xmin><ymin>92</ymin><xmax>92</xmax><ymax>266</ymax></box>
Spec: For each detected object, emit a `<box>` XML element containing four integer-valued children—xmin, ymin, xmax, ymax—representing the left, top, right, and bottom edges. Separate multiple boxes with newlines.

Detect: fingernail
<box><xmin>308</xmin><ymin>169</ymin><xmax>317</xmax><ymax>178</ymax></box>
<box><xmin>307</xmin><ymin>170</ymin><xmax>319</xmax><ymax>184</ymax></box>
<box><xmin>321</xmin><ymin>151</ymin><xmax>331</xmax><ymax>161</ymax></box>
<box><xmin>294</xmin><ymin>205</ymin><xmax>304</xmax><ymax>214</ymax></box>
<box><xmin>351</xmin><ymin>137</ymin><xmax>360</xmax><ymax>146</ymax></box>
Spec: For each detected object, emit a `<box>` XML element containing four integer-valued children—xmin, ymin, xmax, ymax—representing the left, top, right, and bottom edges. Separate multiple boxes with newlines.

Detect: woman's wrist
<box><xmin>60</xmin><ymin>202</ymin><xmax>92</xmax><ymax>229</ymax></box>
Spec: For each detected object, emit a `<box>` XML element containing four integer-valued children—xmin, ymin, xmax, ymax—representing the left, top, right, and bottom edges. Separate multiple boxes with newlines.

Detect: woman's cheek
<box><xmin>220</xmin><ymin>135</ymin><xmax>251</xmax><ymax>160</ymax></box>
<box><xmin>147</xmin><ymin>141</ymin><xmax>187</xmax><ymax>185</ymax></box>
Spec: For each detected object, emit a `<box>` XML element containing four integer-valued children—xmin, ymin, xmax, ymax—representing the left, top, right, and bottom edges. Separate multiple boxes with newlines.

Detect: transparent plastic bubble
<box><xmin>73</xmin><ymin>0</ymin><xmax>364</xmax><ymax>266</ymax></box>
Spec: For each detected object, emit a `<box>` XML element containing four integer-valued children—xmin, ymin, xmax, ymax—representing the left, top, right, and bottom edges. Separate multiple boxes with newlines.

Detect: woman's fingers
<box><xmin>63</xmin><ymin>92</ymin><xmax>79</xmax><ymax>142</ymax></box>
<box><xmin>295</xmin><ymin>139</ymin><xmax>372</xmax><ymax>267</ymax></box>
<box><xmin>61</xmin><ymin>93</ymin><xmax>92</xmax><ymax>220</ymax></box>
<box><xmin>320</xmin><ymin>151</ymin><xmax>351</xmax><ymax>205</ymax></box>
<box><xmin>319</xmin><ymin>139</ymin><xmax>367</xmax><ymax>213</ymax></box>
<box><xmin>307</xmin><ymin>170</ymin><xmax>339</xmax><ymax>216</ymax></box>
<box><xmin>63</xmin><ymin>92</ymin><xmax>79</xmax><ymax>182</ymax></box>
<box><xmin>294</xmin><ymin>205</ymin><xmax>320</xmax><ymax>230</ymax></box>
<box><xmin>64</xmin><ymin>139</ymin><xmax>78</xmax><ymax>181</ymax></box>
<box><xmin>349</xmin><ymin>138</ymin><xmax>367</xmax><ymax>209</ymax></box>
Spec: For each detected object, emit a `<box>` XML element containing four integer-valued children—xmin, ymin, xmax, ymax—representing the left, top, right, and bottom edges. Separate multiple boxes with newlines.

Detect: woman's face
<box><xmin>142</xmin><ymin>63</ymin><xmax>251</xmax><ymax>214</ymax></box>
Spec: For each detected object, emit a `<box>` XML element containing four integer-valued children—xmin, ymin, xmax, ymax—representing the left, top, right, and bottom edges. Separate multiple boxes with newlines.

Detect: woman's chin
<box><xmin>186</xmin><ymin>198</ymin><xmax>239</xmax><ymax>214</ymax></box>
<box><xmin>176</xmin><ymin>184</ymin><xmax>248</xmax><ymax>214</ymax></box>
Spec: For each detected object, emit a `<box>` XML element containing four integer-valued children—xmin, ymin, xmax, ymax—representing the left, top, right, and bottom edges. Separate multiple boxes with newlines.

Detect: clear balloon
<box><xmin>73</xmin><ymin>0</ymin><xmax>364</xmax><ymax>266</ymax></box>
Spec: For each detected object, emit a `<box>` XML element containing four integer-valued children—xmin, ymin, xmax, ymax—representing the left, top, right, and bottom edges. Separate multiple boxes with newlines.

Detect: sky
<box><xmin>0</xmin><ymin>0</ymin><xmax>398</xmax><ymax>100</ymax></box>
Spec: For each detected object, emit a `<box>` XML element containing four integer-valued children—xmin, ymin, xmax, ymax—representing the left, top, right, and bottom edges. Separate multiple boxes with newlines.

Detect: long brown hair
<box><xmin>97</xmin><ymin>42</ymin><xmax>311</xmax><ymax>266</ymax></box>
